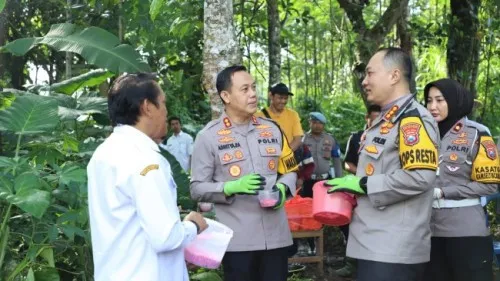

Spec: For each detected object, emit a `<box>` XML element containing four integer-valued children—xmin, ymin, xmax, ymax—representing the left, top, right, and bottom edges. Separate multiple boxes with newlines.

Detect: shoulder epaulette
<box><xmin>400</xmin><ymin>108</ymin><xmax>421</xmax><ymax>119</ymax></box>
<box><xmin>465</xmin><ymin>119</ymin><xmax>492</xmax><ymax>136</ymax></box>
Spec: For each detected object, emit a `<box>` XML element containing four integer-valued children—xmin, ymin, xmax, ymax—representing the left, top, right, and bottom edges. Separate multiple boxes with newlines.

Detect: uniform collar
<box><xmin>114</xmin><ymin>125</ymin><xmax>160</xmax><ymax>152</ymax></box>
<box><xmin>220</xmin><ymin>111</ymin><xmax>260</xmax><ymax>129</ymax></box>
<box><xmin>380</xmin><ymin>94</ymin><xmax>413</xmax><ymax>123</ymax></box>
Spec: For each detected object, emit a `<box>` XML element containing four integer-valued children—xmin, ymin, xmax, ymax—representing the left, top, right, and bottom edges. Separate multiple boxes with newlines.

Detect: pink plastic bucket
<box><xmin>312</xmin><ymin>181</ymin><xmax>356</xmax><ymax>226</ymax></box>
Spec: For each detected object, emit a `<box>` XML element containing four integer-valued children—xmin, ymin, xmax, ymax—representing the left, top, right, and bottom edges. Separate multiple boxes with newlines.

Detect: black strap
<box><xmin>261</xmin><ymin>108</ymin><xmax>271</xmax><ymax>119</ymax></box>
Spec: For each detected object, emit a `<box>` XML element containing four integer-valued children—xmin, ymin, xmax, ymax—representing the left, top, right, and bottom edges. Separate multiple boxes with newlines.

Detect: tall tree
<box><xmin>267</xmin><ymin>0</ymin><xmax>281</xmax><ymax>86</ymax></box>
<box><xmin>337</xmin><ymin>0</ymin><xmax>409</xmax><ymax>101</ymax></box>
<box><xmin>202</xmin><ymin>0</ymin><xmax>241</xmax><ymax>119</ymax></box>
<box><xmin>447</xmin><ymin>0</ymin><xmax>480</xmax><ymax>93</ymax></box>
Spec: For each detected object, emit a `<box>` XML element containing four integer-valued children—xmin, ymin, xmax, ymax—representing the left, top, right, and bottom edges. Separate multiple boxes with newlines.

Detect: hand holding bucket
<box><xmin>312</xmin><ymin>180</ymin><xmax>358</xmax><ymax>226</ymax></box>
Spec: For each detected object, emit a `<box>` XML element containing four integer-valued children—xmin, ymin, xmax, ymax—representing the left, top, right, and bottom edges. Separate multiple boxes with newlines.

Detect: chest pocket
<box><xmin>440</xmin><ymin>151</ymin><xmax>470</xmax><ymax>179</ymax></box>
<box><xmin>322</xmin><ymin>143</ymin><xmax>333</xmax><ymax>159</ymax></box>
<box><xmin>218</xmin><ymin>150</ymin><xmax>247</xmax><ymax>178</ymax></box>
<box><xmin>258</xmin><ymin>144</ymin><xmax>281</xmax><ymax>175</ymax></box>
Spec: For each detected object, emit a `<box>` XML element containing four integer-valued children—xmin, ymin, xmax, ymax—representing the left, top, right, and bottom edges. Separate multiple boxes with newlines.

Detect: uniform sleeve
<box><xmin>292</xmin><ymin>111</ymin><xmax>304</xmax><ymax>137</ymax></box>
<box><xmin>367</xmin><ymin>115</ymin><xmax>439</xmax><ymax>207</ymax></box>
<box><xmin>441</xmin><ymin>133</ymin><xmax>500</xmax><ymax>199</ymax></box>
<box><xmin>344</xmin><ymin>133</ymin><xmax>360</xmax><ymax>165</ymax></box>
<box><xmin>131</xmin><ymin>166</ymin><xmax>197</xmax><ymax>253</ymax></box>
<box><xmin>190</xmin><ymin>131</ymin><xmax>235</xmax><ymax>204</ymax></box>
<box><xmin>276</xmin><ymin>132</ymin><xmax>298</xmax><ymax>195</ymax></box>
<box><xmin>331</xmin><ymin>141</ymin><xmax>343</xmax><ymax>178</ymax></box>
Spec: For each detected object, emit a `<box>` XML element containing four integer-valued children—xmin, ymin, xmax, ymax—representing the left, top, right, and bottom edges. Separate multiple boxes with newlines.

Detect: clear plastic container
<box><xmin>184</xmin><ymin>218</ymin><xmax>233</xmax><ymax>269</ymax></box>
<box><xmin>258</xmin><ymin>189</ymin><xmax>279</xmax><ymax>208</ymax></box>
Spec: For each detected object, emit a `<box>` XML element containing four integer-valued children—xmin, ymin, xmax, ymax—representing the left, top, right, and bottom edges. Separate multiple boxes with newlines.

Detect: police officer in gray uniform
<box><xmin>190</xmin><ymin>65</ymin><xmax>298</xmax><ymax>281</ymax></box>
<box><xmin>424</xmin><ymin>78</ymin><xmax>500</xmax><ymax>281</ymax></box>
<box><xmin>302</xmin><ymin>111</ymin><xmax>343</xmax><ymax>198</ymax></box>
<box><xmin>324</xmin><ymin>48</ymin><xmax>439</xmax><ymax>281</ymax></box>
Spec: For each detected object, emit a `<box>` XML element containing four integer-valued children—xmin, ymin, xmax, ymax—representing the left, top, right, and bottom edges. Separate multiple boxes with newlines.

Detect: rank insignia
<box><xmin>140</xmin><ymin>164</ymin><xmax>159</xmax><ymax>176</ymax></box>
<box><xmin>458</xmin><ymin>132</ymin><xmax>467</xmax><ymax>138</ymax></box>
<box><xmin>364</xmin><ymin>145</ymin><xmax>378</xmax><ymax>154</ymax></box>
<box><xmin>219</xmin><ymin>136</ymin><xmax>236</xmax><ymax>143</ymax></box>
<box><xmin>446</xmin><ymin>165</ymin><xmax>460</xmax><ymax>172</ymax></box>
<box><xmin>380</xmin><ymin>127</ymin><xmax>390</xmax><ymax>135</ymax></box>
<box><xmin>260</xmin><ymin>131</ymin><xmax>273</xmax><ymax>138</ymax></box>
<box><xmin>265</xmin><ymin>147</ymin><xmax>277</xmax><ymax>154</ymax></box>
<box><xmin>452</xmin><ymin>123</ymin><xmax>463</xmax><ymax>133</ymax></box>
<box><xmin>222</xmin><ymin>153</ymin><xmax>233</xmax><ymax>162</ymax></box>
<box><xmin>229</xmin><ymin>165</ymin><xmax>241</xmax><ymax>177</ymax></box>
<box><xmin>365</xmin><ymin>163</ymin><xmax>374</xmax><ymax>176</ymax></box>
<box><xmin>256</xmin><ymin>124</ymin><xmax>271</xmax><ymax>129</ymax></box>
<box><xmin>449</xmin><ymin>153</ymin><xmax>458</xmax><ymax>161</ymax></box>
<box><xmin>401</xmin><ymin>122</ymin><xmax>421</xmax><ymax>146</ymax></box>
<box><xmin>481</xmin><ymin>139</ymin><xmax>497</xmax><ymax>160</ymax></box>
<box><xmin>217</xmin><ymin>129</ymin><xmax>232</xmax><ymax>136</ymax></box>
<box><xmin>384</xmin><ymin>105</ymin><xmax>399</xmax><ymax>120</ymax></box>
<box><xmin>452</xmin><ymin>139</ymin><xmax>468</xmax><ymax>145</ymax></box>
<box><xmin>234</xmin><ymin>150</ymin><xmax>244</xmax><ymax>159</ymax></box>
<box><xmin>268</xmin><ymin>160</ymin><xmax>276</xmax><ymax>170</ymax></box>
<box><xmin>252</xmin><ymin>116</ymin><xmax>259</xmax><ymax>124</ymax></box>
<box><xmin>223</xmin><ymin>117</ymin><xmax>232</xmax><ymax>128</ymax></box>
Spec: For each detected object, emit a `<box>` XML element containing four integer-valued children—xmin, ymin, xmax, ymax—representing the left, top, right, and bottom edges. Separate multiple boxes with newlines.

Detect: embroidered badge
<box><xmin>223</xmin><ymin>117</ymin><xmax>232</xmax><ymax>128</ymax></box>
<box><xmin>452</xmin><ymin>139</ymin><xmax>468</xmax><ymax>145</ymax></box>
<box><xmin>217</xmin><ymin>129</ymin><xmax>232</xmax><ymax>136</ymax></box>
<box><xmin>256</xmin><ymin>124</ymin><xmax>271</xmax><ymax>129</ymax></box>
<box><xmin>219</xmin><ymin>136</ymin><xmax>236</xmax><ymax>143</ymax></box>
<box><xmin>380</xmin><ymin>127</ymin><xmax>390</xmax><ymax>135</ymax></box>
<box><xmin>260</xmin><ymin>131</ymin><xmax>273</xmax><ymax>138</ymax></box>
<box><xmin>265</xmin><ymin>147</ymin><xmax>277</xmax><ymax>154</ymax></box>
<box><xmin>364</xmin><ymin>145</ymin><xmax>378</xmax><ymax>154</ymax></box>
<box><xmin>229</xmin><ymin>165</ymin><xmax>241</xmax><ymax>177</ymax></box>
<box><xmin>452</xmin><ymin>123</ymin><xmax>463</xmax><ymax>133</ymax></box>
<box><xmin>365</xmin><ymin>163</ymin><xmax>374</xmax><ymax>176</ymax></box>
<box><xmin>446</xmin><ymin>165</ymin><xmax>460</xmax><ymax>172</ymax></box>
<box><xmin>458</xmin><ymin>132</ymin><xmax>467</xmax><ymax>138</ymax></box>
<box><xmin>222</xmin><ymin>153</ymin><xmax>233</xmax><ymax>162</ymax></box>
<box><xmin>140</xmin><ymin>164</ymin><xmax>159</xmax><ymax>176</ymax></box>
<box><xmin>268</xmin><ymin>159</ymin><xmax>276</xmax><ymax>170</ymax></box>
<box><xmin>384</xmin><ymin>105</ymin><xmax>399</xmax><ymax>120</ymax></box>
<box><xmin>234</xmin><ymin>150</ymin><xmax>244</xmax><ymax>159</ymax></box>
<box><xmin>449</xmin><ymin>153</ymin><xmax>458</xmax><ymax>161</ymax></box>
<box><xmin>401</xmin><ymin>122</ymin><xmax>421</xmax><ymax>146</ymax></box>
<box><xmin>481</xmin><ymin>139</ymin><xmax>497</xmax><ymax>160</ymax></box>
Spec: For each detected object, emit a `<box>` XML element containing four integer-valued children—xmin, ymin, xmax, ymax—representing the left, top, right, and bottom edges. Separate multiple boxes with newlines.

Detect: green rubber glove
<box><xmin>325</xmin><ymin>175</ymin><xmax>366</xmax><ymax>195</ymax></box>
<box><xmin>272</xmin><ymin>183</ymin><xmax>288</xmax><ymax>209</ymax></box>
<box><xmin>223</xmin><ymin>173</ymin><xmax>266</xmax><ymax>196</ymax></box>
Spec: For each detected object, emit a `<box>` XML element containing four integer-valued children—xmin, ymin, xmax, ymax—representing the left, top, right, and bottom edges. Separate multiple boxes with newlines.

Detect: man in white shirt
<box><xmin>161</xmin><ymin>116</ymin><xmax>193</xmax><ymax>172</ymax></box>
<box><xmin>87</xmin><ymin>73</ymin><xmax>207</xmax><ymax>281</ymax></box>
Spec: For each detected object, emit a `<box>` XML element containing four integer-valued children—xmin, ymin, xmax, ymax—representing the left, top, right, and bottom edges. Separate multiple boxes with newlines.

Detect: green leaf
<box><xmin>39</xmin><ymin>247</ymin><xmax>55</xmax><ymax>267</ymax></box>
<box><xmin>190</xmin><ymin>272</ymin><xmax>223</xmax><ymax>281</ymax></box>
<box><xmin>14</xmin><ymin>172</ymin><xmax>40</xmax><ymax>192</ymax></box>
<box><xmin>62</xmin><ymin>135</ymin><xmax>79</xmax><ymax>153</ymax></box>
<box><xmin>0</xmin><ymin>95</ymin><xmax>59</xmax><ymax>135</ymax></box>
<box><xmin>2</xmin><ymin>23</ymin><xmax>150</xmax><ymax>73</ymax></box>
<box><xmin>48</xmin><ymin>225</ymin><xmax>58</xmax><ymax>242</ymax></box>
<box><xmin>0</xmin><ymin>226</ymin><xmax>9</xmax><ymax>271</ymax></box>
<box><xmin>60</xmin><ymin>225</ymin><xmax>86</xmax><ymax>241</ymax></box>
<box><xmin>1</xmin><ymin>38</ymin><xmax>40</xmax><ymax>56</ymax></box>
<box><xmin>0</xmin><ymin>0</ymin><xmax>6</xmax><ymax>13</ymax></box>
<box><xmin>0</xmin><ymin>156</ymin><xmax>17</xmax><ymax>169</ymax></box>
<box><xmin>34</xmin><ymin>267</ymin><xmax>60</xmax><ymax>281</ymax></box>
<box><xmin>26</xmin><ymin>268</ymin><xmax>35</xmax><ymax>281</ymax></box>
<box><xmin>13</xmin><ymin>188</ymin><xmax>51</xmax><ymax>219</ymax></box>
<box><xmin>41</xmin><ymin>69</ymin><xmax>113</xmax><ymax>95</ymax></box>
<box><xmin>58</xmin><ymin>165</ymin><xmax>87</xmax><ymax>185</ymax></box>
<box><xmin>150</xmin><ymin>0</ymin><xmax>165</xmax><ymax>21</ymax></box>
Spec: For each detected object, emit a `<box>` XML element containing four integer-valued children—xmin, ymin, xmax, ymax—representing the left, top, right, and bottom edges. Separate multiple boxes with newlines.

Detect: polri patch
<box><xmin>234</xmin><ymin>150</ymin><xmax>244</xmax><ymax>159</ymax></box>
<box><xmin>229</xmin><ymin>165</ymin><xmax>241</xmax><ymax>177</ymax></box>
<box><xmin>401</xmin><ymin>122</ymin><xmax>421</xmax><ymax>146</ymax></box>
<box><xmin>481</xmin><ymin>139</ymin><xmax>497</xmax><ymax>160</ymax></box>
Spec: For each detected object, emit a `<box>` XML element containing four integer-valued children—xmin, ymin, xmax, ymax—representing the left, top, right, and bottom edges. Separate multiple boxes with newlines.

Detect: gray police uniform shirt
<box><xmin>303</xmin><ymin>132</ymin><xmax>343</xmax><ymax>179</ymax></box>
<box><xmin>348</xmin><ymin>94</ymin><xmax>439</xmax><ymax>264</ymax></box>
<box><xmin>190</xmin><ymin>112</ymin><xmax>298</xmax><ymax>252</ymax></box>
<box><xmin>430</xmin><ymin>118</ymin><xmax>500</xmax><ymax>237</ymax></box>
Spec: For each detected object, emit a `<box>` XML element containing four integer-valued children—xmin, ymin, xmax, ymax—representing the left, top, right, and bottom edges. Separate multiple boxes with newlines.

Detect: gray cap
<box><xmin>309</xmin><ymin>112</ymin><xmax>326</xmax><ymax>124</ymax></box>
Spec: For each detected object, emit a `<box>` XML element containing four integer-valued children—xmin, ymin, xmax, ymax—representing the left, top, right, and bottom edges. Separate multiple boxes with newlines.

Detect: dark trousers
<box><xmin>357</xmin><ymin>259</ymin><xmax>426</xmax><ymax>281</ymax></box>
<box><xmin>424</xmin><ymin>236</ymin><xmax>493</xmax><ymax>281</ymax></box>
<box><xmin>222</xmin><ymin>247</ymin><xmax>288</xmax><ymax>281</ymax></box>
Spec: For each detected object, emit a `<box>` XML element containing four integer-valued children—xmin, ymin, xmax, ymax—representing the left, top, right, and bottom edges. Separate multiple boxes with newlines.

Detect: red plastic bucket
<box><xmin>312</xmin><ymin>181</ymin><xmax>356</xmax><ymax>226</ymax></box>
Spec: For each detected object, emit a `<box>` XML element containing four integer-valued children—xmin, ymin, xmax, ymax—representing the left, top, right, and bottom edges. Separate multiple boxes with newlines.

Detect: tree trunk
<box><xmin>202</xmin><ymin>0</ymin><xmax>242</xmax><ymax>120</ymax></box>
<box><xmin>447</xmin><ymin>0</ymin><xmax>480</xmax><ymax>93</ymax></box>
<box><xmin>266</xmin><ymin>0</ymin><xmax>281</xmax><ymax>86</ymax></box>
<box><xmin>337</xmin><ymin>0</ymin><xmax>409</xmax><ymax>103</ymax></box>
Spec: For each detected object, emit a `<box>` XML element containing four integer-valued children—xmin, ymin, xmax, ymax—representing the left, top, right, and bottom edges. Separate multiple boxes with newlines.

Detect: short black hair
<box><xmin>107</xmin><ymin>73</ymin><xmax>161</xmax><ymax>126</ymax></box>
<box><xmin>168</xmin><ymin>116</ymin><xmax>181</xmax><ymax>125</ymax></box>
<box><xmin>377</xmin><ymin>47</ymin><xmax>413</xmax><ymax>85</ymax></box>
<box><xmin>367</xmin><ymin>104</ymin><xmax>381</xmax><ymax>114</ymax></box>
<box><xmin>216</xmin><ymin>65</ymin><xmax>248</xmax><ymax>104</ymax></box>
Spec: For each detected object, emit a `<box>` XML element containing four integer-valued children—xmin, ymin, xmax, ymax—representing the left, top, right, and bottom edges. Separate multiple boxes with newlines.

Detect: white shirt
<box><xmin>87</xmin><ymin>125</ymin><xmax>197</xmax><ymax>281</ymax></box>
<box><xmin>161</xmin><ymin>131</ymin><xmax>193</xmax><ymax>172</ymax></box>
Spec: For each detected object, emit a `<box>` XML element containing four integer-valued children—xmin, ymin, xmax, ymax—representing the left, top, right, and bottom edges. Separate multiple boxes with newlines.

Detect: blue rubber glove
<box><xmin>324</xmin><ymin>175</ymin><xmax>367</xmax><ymax>195</ymax></box>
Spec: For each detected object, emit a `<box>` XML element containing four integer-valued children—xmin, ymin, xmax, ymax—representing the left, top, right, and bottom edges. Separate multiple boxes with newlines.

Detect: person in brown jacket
<box><xmin>423</xmin><ymin>78</ymin><xmax>500</xmax><ymax>281</ymax></box>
